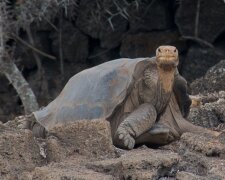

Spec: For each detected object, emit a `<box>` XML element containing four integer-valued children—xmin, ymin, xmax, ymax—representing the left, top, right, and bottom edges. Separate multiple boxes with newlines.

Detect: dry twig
<box><xmin>194</xmin><ymin>0</ymin><xmax>201</xmax><ymax>37</ymax></box>
<box><xmin>12</xmin><ymin>33</ymin><xmax>56</xmax><ymax>60</ymax></box>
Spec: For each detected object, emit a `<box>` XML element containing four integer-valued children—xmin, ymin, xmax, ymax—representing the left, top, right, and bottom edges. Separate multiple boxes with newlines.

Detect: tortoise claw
<box><xmin>127</xmin><ymin>137</ymin><xmax>135</xmax><ymax>149</ymax></box>
<box><xmin>16</xmin><ymin>114</ymin><xmax>46</xmax><ymax>138</ymax></box>
<box><xmin>119</xmin><ymin>134</ymin><xmax>124</xmax><ymax>140</ymax></box>
<box><xmin>17</xmin><ymin>118</ymin><xmax>32</xmax><ymax>129</ymax></box>
<box><xmin>115</xmin><ymin>127</ymin><xmax>135</xmax><ymax>150</ymax></box>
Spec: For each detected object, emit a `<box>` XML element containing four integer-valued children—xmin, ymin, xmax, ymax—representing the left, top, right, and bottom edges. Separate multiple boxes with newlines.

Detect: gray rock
<box><xmin>175</xmin><ymin>0</ymin><xmax>225</xmax><ymax>43</ymax></box>
<box><xmin>188</xmin><ymin>91</ymin><xmax>225</xmax><ymax>128</ymax></box>
<box><xmin>120</xmin><ymin>31</ymin><xmax>182</xmax><ymax>58</ymax></box>
<box><xmin>0</xmin><ymin>125</ymin><xmax>44</xmax><ymax>179</ymax></box>
<box><xmin>181</xmin><ymin>46</ymin><xmax>224</xmax><ymax>82</ymax></box>
<box><xmin>50</xmin><ymin>20</ymin><xmax>89</xmax><ymax>63</ymax></box>
<box><xmin>179</xmin><ymin>132</ymin><xmax>225</xmax><ymax>157</ymax></box>
<box><xmin>87</xmin><ymin>148</ymin><xmax>180</xmax><ymax>179</ymax></box>
<box><xmin>191</xmin><ymin>60</ymin><xmax>225</xmax><ymax>94</ymax></box>
<box><xmin>32</xmin><ymin>158</ymin><xmax>115</xmax><ymax>180</ymax></box>
<box><xmin>48</xmin><ymin>119</ymin><xmax>115</xmax><ymax>159</ymax></box>
<box><xmin>176</xmin><ymin>171</ymin><xmax>210</xmax><ymax>180</ymax></box>
<box><xmin>127</xmin><ymin>0</ymin><xmax>173</xmax><ymax>33</ymax></box>
<box><xmin>76</xmin><ymin>0</ymin><xmax>128</xmax><ymax>49</ymax></box>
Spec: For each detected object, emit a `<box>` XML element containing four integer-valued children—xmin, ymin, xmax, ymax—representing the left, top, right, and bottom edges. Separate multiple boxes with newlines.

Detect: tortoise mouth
<box><xmin>157</xmin><ymin>56</ymin><xmax>177</xmax><ymax>61</ymax></box>
<box><xmin>156</xmin><ymin>56</ymin><xmax>178</xmax><ymax>70</ymax></box>
<box><xmin>158</xmin><ymin>63</ymin><xmax>177</xmax><ymax>71</ymax></box>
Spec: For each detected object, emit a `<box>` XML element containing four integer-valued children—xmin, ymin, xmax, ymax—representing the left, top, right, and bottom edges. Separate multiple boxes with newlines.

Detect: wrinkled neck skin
<box><xmin>144</xmin><ymin>65</ymin><xmax>176</xmax><ymax>93</ymax></box>
<box><xmin>157</xmin><ymin>66</ymin><xmax>176</xmax><ymax>93</ymax></box>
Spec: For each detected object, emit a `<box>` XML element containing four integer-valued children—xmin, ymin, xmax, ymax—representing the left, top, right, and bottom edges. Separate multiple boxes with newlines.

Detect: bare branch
<box><xmin>59</xmin><ymin>12</ymin><xmax>64</xmax><ymax>77</ymax></box>
<box><xmin>195</xmin><ymin>0</ymin><xmax>201</xmax><ymax>37</ymax></box>
<box><xmin>26</xmin><ymin>26</ymin><xmax>43</xmax><ymax>77</ymax></box>
<box><xmin>0</xmin><ymin>57</ymin><xmax>39</xmax><ymax>114</ymax></box>
<box><xmin>12</xmin><ymin>33</ymin><xmax>56</xmax><ymax>60</ymax></box>
<box><xmin>0</xmin><ymin>1</ymin><xmax>39</xmax><ymax>114</ymax></box>
<box><xmin>181</xmin><ymin>36</ymin><xmax>225</xmax><ymax>57</ymax></box>
<box><xmin>181</xmin><ymin>36</ymin><xmax>214</xmax><ymax>48</ymax></box>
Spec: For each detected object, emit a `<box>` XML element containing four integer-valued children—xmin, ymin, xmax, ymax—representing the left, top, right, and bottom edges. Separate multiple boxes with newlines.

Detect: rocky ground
<box><xmin>1</xmin><ymin>119</ymin><xmax>225</xmax><ymax>180</ymax></box>
<box><xmin>1</xmin><ymin>60</ymin><xmax>225</xmax><ymax>180</ymax></box>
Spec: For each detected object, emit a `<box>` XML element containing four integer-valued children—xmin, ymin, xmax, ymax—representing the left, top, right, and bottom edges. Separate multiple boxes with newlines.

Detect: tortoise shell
<box><xmin>34</xmin><ymin>58</ymin><xmax>154</xmax><ymax>130</ymax></box>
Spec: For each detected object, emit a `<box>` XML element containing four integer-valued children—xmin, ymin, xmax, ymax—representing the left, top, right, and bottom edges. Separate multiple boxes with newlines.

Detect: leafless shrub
<box><xmin>104</xmin><ymin>0</ymin><xmax>143</xmax><ymax>30</ymax></box>
<box><xmin>0</xmin><ymin>0</ymin><xmax>13</xmax><ymax>45</ymax></box>
<box><xmin>14</xmin><ymin>0</ymin><xmax>79</xmax><ymax>30</ymax></box>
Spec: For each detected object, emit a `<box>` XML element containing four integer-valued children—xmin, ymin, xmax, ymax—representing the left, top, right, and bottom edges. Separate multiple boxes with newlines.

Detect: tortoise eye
<box><xmin>158</xmin><ymin>48</ymin><xmax>161</xmax><ymax>52</ymax></box>
<box><xmin>174</xmin><ymin>49</ymin><xmax>177</xmax><ymax>52</ymax></box>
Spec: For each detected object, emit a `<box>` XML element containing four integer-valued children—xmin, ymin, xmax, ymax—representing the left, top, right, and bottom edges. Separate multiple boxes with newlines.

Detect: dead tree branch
<box><xmin>181</xmin><ymin>36</ymin><xmax>214</xmax><ymax>48</ymax></box>
<box><xmin>25</xmin><ymin>26</ymin><xmax>43</xmax><ymax>78</ymax></box>
<box><xmin>12</xmin><ymin>33</ymin><xmax>56</xmax><ymax>60</ymax></box>
<box><xmin>59</xmin><ymin>12</ymin><xmax>64</xmax><ymax>77</ymax></box>
<box><xmin>194</xmin><ymin>0</ymin><xmax>201</xmax><ymax>37</ymax></box>
<box><xmin>0</xmin><ymin>4</ymin><xmax>39</xmax><ymax>114</ymax></box>
<box><xmin>0</xmin><ymin>57</ymin><xmax>39</xmax><ymax>114</ymax></box>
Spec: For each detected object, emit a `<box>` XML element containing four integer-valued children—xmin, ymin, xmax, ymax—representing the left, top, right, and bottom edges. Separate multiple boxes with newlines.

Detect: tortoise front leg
<box><xmin>173</xmin><ymin>74</ymin><xmax>192</xmax><ymax>118</ymax></box>
<box><xmin>114</xmin><ymin>103</ymin><xmax>157</xmax><ymax>149</ymax></box>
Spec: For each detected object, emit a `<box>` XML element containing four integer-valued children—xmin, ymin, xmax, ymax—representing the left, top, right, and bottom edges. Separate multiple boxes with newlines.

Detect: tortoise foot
<box><xmin>17</xmin><ymin>114</ymin><xmax>46</xmax><ymax>138</ymax></box>
<box><xmin>17</xmin><ymin>114</ymin><xmax>36</xmax><ymax>129</ymax></box>
<box><xmin>17</xmin><ymin>119</ymin><xmax>30</xmax><ymax>129</ymax></box>
<box><xmin>114</xmin><ymin>127</ymin><xmax>135</xmax><ymax>150</ymax></box>
<box><xmin>32</xmin><ymin>123</ymin><xmax>46</xmax><ymax>138</ymax></box>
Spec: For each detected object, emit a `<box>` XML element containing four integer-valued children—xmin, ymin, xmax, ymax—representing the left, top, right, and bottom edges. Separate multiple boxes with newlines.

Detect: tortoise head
<box><xmin>156</xmin><ymin>45</ymin><xmax>179</xmax><ymax>71</ymax></box>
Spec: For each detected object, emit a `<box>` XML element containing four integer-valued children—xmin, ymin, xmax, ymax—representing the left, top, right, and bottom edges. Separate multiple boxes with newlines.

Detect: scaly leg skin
<box><xmin>114</xmin><ymin>103</ymin><xmax>157</xmax><ymax>150</ymax></box>
<box><xmin>18</xmin><ymin>113</ymin><xmax>46</xmax><ymax>138</ymax></box>
<box><xmin>18</xmin><ymin>113</ymin><xmax>36</xmax><ymax>129</ymax></box>
<box><xmin>32</xmin><ymin>122</ymin><xmax>47</xmax><ymax>138</ymax></box>
<box><xmin>173</xmin><ymin>74</ymin><xmax>191</xmax><ymax>118</ymax></box>
<box><xmin>169</xmin><ymin>93</ymin><xmax>221</xmax><ymax>137</ymax></box>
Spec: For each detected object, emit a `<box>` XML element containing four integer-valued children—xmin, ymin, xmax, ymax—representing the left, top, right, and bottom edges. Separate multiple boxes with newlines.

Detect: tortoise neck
<box><xmin>144</xmin><ymin>67</ymin><xmax>176</xmax><ymax>93</ymax></box>
<box><xmin>157</xmin><ymin>66</ymin><xmax>176</xmax><ymax>93</ymax></box>
<box><xmin>144</xmin><ymin>68</ymin><xmax>157</xmax><ymax>89</ymax></box>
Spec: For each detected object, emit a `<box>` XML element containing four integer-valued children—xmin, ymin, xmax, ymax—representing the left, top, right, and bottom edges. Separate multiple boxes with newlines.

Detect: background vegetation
<box><xmin>0</xmin><ymin>0</ymin><xmax>225</xmax><ymax>122</ymax></box>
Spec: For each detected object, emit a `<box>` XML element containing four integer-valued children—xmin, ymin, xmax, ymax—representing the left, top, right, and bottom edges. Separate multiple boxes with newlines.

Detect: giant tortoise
<box><xmin>23</xmin><ymin>45</ymin><xmax>218</xmax><ymax>150</ymax></box>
